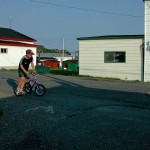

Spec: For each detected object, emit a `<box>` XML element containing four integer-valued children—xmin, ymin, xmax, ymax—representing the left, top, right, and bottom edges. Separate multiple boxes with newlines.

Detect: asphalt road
<box><xmin>0</xmin><ymin>71</ymin><xmax>150</xmax><ymax>150</ymax></box>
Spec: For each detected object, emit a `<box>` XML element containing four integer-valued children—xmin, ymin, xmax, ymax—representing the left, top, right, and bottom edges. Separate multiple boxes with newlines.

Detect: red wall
<box><xmin>37</xmin><ymin>60</ymin><xmax>60</xmax><ymax>68</ymax></box>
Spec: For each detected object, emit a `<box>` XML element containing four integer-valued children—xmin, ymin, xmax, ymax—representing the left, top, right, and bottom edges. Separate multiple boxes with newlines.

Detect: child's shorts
<box><xmin>18</xmin><ymin>69</ymin><xmax>27</xmax><ymax>78</ymax></box>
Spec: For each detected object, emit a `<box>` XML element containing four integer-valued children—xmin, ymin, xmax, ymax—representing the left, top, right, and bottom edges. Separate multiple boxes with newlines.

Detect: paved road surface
<box><xmin>0</xmin><ymin>71</ymin><xmax>150</xmax><ymax>150</ymax></box>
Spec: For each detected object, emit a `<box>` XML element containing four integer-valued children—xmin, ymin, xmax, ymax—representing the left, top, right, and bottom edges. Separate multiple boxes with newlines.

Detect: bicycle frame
<box><xmin>28</xmin><ymin>75</ymin><xmax>39</xmax><ymax>89</ymax></box>
<box><xmin>25</xmin><ymin>73</ymin><xmax>46</xmax><ymax>96</ymax></box>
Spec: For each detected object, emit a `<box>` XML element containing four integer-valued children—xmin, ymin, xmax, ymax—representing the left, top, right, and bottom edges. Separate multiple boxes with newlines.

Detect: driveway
<box><xmin>0</xmin><ymin>71</ymin><xmax>150</xmax><ymax>150</ymax></box>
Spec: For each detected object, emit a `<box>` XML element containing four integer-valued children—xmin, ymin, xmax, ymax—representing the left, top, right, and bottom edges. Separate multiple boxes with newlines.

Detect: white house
<box><xmin>77</xmin><ymin>35</ymin><xmax>144</xmax><ymax>81</ymax></box>
<box><xmin>143</xmin><ymin>0</ymin><xmax>150</xmax><ymax>81</ymax></box>
<box><xmin>0</xmin><ymin>27</ymin><xmax>38</xmax><ymax>69</ymax></box>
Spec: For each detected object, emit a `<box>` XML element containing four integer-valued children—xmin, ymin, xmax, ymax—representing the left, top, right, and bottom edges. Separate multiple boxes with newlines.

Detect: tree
<box><xmin>37</xmin><ymin>45</ymin><xmax>71</xmax><ymax>55</ymax></box>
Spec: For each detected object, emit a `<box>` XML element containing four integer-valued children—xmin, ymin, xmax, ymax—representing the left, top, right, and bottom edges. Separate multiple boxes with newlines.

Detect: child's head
<box><xmin>26</xmin><ymin>49</ymin><xmax>34</xmax><ymax>58</ymax></box>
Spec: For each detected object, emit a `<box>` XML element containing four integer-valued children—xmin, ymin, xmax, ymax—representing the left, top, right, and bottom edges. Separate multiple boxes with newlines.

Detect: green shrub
<box><xmin>50</xmin><ymin>69</ymin><xmax>79</xmax><ymax>76</ymax></box>
<box><xmin>36</xmin><ymin>71</ymin><xmax>47</xmax><ymax>74</ymax></box>
<box><xmin>0</xmin><ymin>68</ymin><xmax>7</xmax><ymax>71</ymax></box>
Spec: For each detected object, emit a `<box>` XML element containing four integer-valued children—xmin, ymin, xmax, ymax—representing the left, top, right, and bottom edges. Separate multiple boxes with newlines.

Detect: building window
<box><xmin>1</xmin><ymin>48</ymin><xmax>8</xmax><ymax>54</ymax></box>
<box><xmin>104</xmin><ymin>51</ymin><xmax>126</xmax><ymax>63</ymax></box>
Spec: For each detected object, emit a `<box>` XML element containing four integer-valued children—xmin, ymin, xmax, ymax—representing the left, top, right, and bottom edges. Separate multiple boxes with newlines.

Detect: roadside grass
<box><xmin>50</xmin><ymin>69</ymin><xmax>79</xmax><ymax>76</ymax></box>
<box><xmin>0</xmin><ymin>68</ymin><xmax>78</xmax><ymax>76</ymax></box>
<box><xmin>7</xmin><ymin>69</ymin><xmax>18</xmax><ymax>72</ymax></box>
<box><xmin>0</xmin><ymin>69</ymin><xmax>34</xmax><ymax>72</ymax></box>
<box><xmin>0</xmin><ymin>68</ymin><xmax>141</xmax><ymax>82</ymax></box>
<box><xmin>36</xmin><ymin>69</ymin><xmax>141</xmax><ymax>82</ymax></box>
<box><xmin>79</xmin><ymin>75</ymin><xmax>121</xmax><ymax>80</ymax></box>
<box><xmin>41</xmin><ymin>69</ymin><xmax>122</xmax><ymax>80</ymax></box>
<box><xmin>0</xmin><ymin>68</ymin><xmax>8</xmax><ymax>71</ymax></box>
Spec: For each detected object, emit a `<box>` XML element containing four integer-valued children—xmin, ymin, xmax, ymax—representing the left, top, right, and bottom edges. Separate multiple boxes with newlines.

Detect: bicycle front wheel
<box><xmin>35</xmin><ymin>84</ymin><xmax>46</xmax><ymax>96</ymax></box>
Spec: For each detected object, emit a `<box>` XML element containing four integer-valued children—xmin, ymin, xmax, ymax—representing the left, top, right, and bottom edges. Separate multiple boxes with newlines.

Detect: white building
<box><xmin>143</xmin><ymin>0</ymin><xmax>150</xmax><ymax>81</ymax></box>
<box><xmin>37</xmin><ymin>52</ymin><xmax>74</xmax><ymax>61</ymax></box>
<box><xmin>77</xmin><ymin>35</ymin><xmax>144</xmax><ymax>81</ymax></box>
<box><xmin>0</xmin><ymin>27</ymin><xmax>38</xmax><ymax>69</ymax></box>
<box><xmin>77</xmin><ymin>1</ymin><xmax>150</xmax><ymax>82</ymax></box>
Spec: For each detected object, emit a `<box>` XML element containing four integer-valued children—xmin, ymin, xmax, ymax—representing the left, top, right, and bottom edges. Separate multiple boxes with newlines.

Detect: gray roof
<box><xmin>37</xmin><ymin>53</ymin><xmax>72</xmax><ymax>57</ymax></box>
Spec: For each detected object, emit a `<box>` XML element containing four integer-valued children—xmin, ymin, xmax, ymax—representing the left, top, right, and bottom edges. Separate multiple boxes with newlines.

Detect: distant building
<box><xmin>62</xmin><ymin>60</ymin><xmax>78</xmax><ymax>71</ymax></box>
<box><xmin>37</xmin><ymin>52</ymin><xmax>74</xmax><ymax>67</ymax></box>
<box><xmin>37</xmin><ymin>52</ymin><xmax>74</xmax><ymax>61</ymax></box>
<box><xmin>0</xmin><ymin>27</ymin><xmax>38</xmax><ymax>69</ymax></box>
<box><xmin>36</xmin><ymin>60</ymin><xmax>60</xmax><ymax>69</ymax></box>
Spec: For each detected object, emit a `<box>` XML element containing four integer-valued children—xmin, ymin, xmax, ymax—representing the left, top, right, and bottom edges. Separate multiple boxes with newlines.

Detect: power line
<box><xmin>28</xmin><ymin>0</ymin><xmax>143</xmax><ymax>18</ymax></box>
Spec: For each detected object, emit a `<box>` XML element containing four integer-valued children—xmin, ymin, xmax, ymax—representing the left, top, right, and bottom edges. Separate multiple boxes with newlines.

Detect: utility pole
<box><xmin>62</xmin><ymin>38</ymin><xmax>64</xmax><ymax>61</ymax></box>
<box><xmin>10</xmin><ymin>15</ymin><xmax>12</xmax><ymax>29</ymax></box>
<box><xmin>38</xmin><ymin>50</ymin><xmax>42</xmax><ymax>59</ymax></box>
<box><xmin>75</xmin><ymin>50</ymin><xmax>76</xmax><ymax>59</ymax></box>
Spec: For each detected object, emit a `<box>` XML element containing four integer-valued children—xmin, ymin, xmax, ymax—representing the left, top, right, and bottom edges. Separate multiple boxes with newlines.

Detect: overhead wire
<box><xmin>28</xmin><ymin>0</ymin><xmax>143</xmax><ymax>18</ymax></box>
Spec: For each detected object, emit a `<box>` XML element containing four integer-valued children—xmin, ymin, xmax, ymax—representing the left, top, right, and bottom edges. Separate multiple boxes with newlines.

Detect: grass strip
<box><xmin>50</xmin><ymin>69</ymin><xmax>79</xmax><ymax>76</ymax></box>
<box><xmin>0</xmin><ymin>68</ymin><xmax>140</xmax><ymax>82</ymax></box>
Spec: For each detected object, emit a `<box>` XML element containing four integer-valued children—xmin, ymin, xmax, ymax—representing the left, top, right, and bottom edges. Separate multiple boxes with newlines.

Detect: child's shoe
<box><xmin>20</xmin><ymin>90</ymin><xmax>27</xmax><ymax>95</ymax></box>
<box><xmin>15</xmin><ymin>90</ymin><xmax>21</xmax><ymax>96</ymax></box>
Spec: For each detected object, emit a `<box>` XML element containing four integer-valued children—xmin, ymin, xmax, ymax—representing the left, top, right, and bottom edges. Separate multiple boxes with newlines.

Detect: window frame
<box><xmin>104</xmin><ymin>51</ymin><xmax>126</xmax><ymax>63</ymax></box>
<box><xmin>0</xmin><ymin>48</ymin><xmax>8</xmax><ymax>54</ymax></box>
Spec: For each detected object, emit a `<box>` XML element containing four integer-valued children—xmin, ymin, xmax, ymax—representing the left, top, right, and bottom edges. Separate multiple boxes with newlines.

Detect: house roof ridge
<box><xmin>0</xmin><ymin>39</ymin><xmax>39</xmax><ymax>47</ymax></box>
<box><xmin>0</xmin><ymin>27</ymin><xmax>36</xmax><ymax>42</ymax></box>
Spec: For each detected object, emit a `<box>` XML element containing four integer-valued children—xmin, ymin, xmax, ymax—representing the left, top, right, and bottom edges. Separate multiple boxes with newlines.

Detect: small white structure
<box><xmin>37</xmin><ymin>52</ymin><xmax>74</xmax><ymax>62</ymax></box>
<box><xmin>77</xmin><ymin>35</ymin><xmax>144</xmax><ymax>81</ymax></box>
<box><xmin>143</xmin><ymin>0</ymin><xmax>150</xmax><ymax>81</ymax></box>
<box><xmin>0</xmin><ymin>27</ymin><xmax>38</xmax><ymax>69</ymax></box>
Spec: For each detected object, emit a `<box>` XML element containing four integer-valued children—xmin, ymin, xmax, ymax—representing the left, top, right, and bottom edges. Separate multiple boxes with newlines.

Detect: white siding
<box><xmin>144</xmin><ymin>0</ymin><xmax>150</xmax><ymax>81</ymax></box>
<box><xmin>0</xmin><ymin>45</ymin><xmax>37</xmax><ymax>69</ymax></box>
<box><xmin>79</xmin><ymin>38</ymin><xmax>143</xmax><ymax>81</ymax></box>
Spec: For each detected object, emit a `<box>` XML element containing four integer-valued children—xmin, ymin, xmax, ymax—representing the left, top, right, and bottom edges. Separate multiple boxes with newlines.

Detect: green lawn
<box><xmin>0</xmin><ymin>68</ymin><xmax>79</xmax><ymax>76</ymax></box>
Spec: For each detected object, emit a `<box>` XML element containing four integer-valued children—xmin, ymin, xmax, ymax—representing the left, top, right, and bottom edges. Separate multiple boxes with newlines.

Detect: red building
<box><xmin>36</xmin><ymin>60</ymin><xmax>60</xmax><ymax>69</ymax></box>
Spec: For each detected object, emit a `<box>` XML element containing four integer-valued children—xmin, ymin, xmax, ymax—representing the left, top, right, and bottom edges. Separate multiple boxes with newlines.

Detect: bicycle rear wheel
<box><xmin>24</xmin><ymin>82</ymin><xmax>32</xmax><ymax>93</ymax></box>
<box><xmin>35</xmin><ymin>84</ymin><xmax>46</xmax><ymax>96</ymax></box>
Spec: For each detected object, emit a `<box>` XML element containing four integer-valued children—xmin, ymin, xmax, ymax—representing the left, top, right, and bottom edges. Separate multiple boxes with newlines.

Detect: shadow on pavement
<box><xmin>7</xmin><ymin>78</ymin><xmax>18</xmax><ymax>92</ymax></box>
<box><xmin>0</xmin><ymin>73</ymin><xmax>150</xmax><ymax>150</ymax></box>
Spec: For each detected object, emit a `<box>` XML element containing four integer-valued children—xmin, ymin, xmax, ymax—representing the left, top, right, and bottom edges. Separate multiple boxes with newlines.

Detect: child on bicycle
<box><xmin>15</xmin><ymin>49</ymin><xmax>36</xmax><ymax>95</ymax></box>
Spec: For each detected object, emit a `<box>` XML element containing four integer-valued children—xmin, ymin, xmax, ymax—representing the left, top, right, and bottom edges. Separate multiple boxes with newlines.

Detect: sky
<box><xmin>0</xmin><ymin>0</ymin><xmax>145</xmax><ymax>54</ymax></box>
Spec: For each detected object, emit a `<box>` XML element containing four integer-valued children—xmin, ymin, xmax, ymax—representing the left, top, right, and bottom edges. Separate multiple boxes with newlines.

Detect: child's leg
<box><xmin>17</xmin><ymin>77</ymin><xmax>26</xmax><ymax>90</ymax></box>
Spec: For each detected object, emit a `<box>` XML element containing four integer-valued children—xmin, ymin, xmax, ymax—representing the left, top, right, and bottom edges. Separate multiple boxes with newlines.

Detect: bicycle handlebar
<box><xmin>26</xmin><ymin>72</ymin><xmax>37</xmax><ymax>79</ymax></box>
<box><xmin>29</xmin><ymin>72</ymin><xmax>36</xmax><ymax>76</ymax></box>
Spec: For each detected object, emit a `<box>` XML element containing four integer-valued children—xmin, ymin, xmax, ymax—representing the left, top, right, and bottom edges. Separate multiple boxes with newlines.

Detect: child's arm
<box><xmin>31</xmin><ymin>61</ymin><xmax>36</xmax><ymax>73</ymax></box>
<box><xmin>20</xmin><ymin>65</ymin><xmax>29</xmax><ymax>75</ymax></box>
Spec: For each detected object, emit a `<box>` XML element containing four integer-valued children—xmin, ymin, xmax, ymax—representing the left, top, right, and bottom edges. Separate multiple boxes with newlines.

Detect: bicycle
<box><xmin>24</xmin><ymin>73</ymin><xmax>46</xmax><ymax>96</ymax></box>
